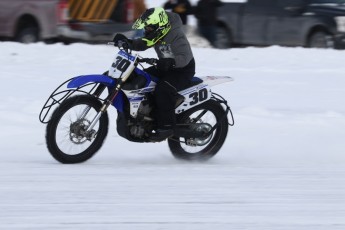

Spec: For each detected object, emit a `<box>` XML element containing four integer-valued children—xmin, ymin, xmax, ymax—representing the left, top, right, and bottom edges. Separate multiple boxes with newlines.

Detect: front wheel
<box><xmin>16</xmin><ymin>27</ymin><xmax>39</xmax><ymax>44</ymax></box>
<box><xmin>46</xmin><ymin>95</ymin><xmax>109</xmax><ymax>163</ymax></box>
<box><xmin>168</xmin><ymin>100</ymin><xmax>229</xmax><ymax>161</ymax></box>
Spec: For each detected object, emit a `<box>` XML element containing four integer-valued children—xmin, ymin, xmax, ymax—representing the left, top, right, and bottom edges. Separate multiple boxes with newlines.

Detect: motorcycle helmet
<box><xmin>132</xmin><ymin>7</ymin><xmax>171</xmax><ymax>46</ymax></box>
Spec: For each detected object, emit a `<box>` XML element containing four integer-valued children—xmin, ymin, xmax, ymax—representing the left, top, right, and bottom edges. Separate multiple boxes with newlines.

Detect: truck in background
<box><xmin>0</xmin><ymin>0</ymin><xmax>134</xmax><ymax>44</ymax></box>
<box><xmin>215</xmin><ymin>0</ymin><xmax>345</xmax><ymax>49</ymax></box>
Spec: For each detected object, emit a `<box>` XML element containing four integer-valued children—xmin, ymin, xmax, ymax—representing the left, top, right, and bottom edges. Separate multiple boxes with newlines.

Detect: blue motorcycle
<box><xmin>39</xmin><ymin>40</ymin><xmax>234</xmax><ymax>163</ymax></box>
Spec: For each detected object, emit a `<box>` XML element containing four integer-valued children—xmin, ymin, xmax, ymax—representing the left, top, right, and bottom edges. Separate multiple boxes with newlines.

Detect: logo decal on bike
<box><xmin>119</xmin><ymin>50</ymin><xmax>135</xmax><ymax>61</ymax></box>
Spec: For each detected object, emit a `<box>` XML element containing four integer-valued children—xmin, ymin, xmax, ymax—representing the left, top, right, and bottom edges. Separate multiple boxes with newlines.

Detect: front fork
<box><xmin>82</xmin><ymin>81</ymin><xmax>123</xmax><ymax>134</ymax></box>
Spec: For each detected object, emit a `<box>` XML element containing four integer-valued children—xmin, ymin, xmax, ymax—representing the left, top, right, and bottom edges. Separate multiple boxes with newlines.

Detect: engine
<box><xmin>128</xmin><ymin>96</ymin><xmax>154</xmax><ymax>139</ymax></box>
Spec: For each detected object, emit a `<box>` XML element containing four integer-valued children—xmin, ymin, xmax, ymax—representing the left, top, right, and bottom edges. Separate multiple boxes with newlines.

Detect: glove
<box><xmin>146</xmin><ymin>58</ymin><xmax>157</xmax><ymax>65</ymax></box>
<box><xmin>113</xmin><ymin>33</ymin><xmax>131</xmax><ymax>48</ymax></box>
<box><xmin>113</xmin><ymin>33</ymin><xmax>127</xmax><ymax>44</ymax></box>
<box><xmin>157</xmin><ymin>58</ymin><xmax>175</xmax><ymax>72</ymax></box>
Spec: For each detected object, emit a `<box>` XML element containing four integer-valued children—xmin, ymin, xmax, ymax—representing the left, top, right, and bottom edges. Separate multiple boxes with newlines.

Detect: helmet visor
<box><xmin>144</xmin><ymin>25</ymin><xmax>157</xmax><ymax>33</ymax></box>
<box><xmin>144</xmin><ymin>24</ymin><xmax>159</xmax><ymax>37</ymax></box>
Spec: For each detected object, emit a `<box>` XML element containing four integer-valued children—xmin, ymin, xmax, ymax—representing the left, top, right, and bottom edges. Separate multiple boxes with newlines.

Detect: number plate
<box><xmin>108</xmin><ymin>50</ymin><xmax>136</xmax><ymax>79</ymax></box>
<box><xmin>176</xmin><ymin>84</ymin><xmax>211</xmax><ymax>114</ymax></box>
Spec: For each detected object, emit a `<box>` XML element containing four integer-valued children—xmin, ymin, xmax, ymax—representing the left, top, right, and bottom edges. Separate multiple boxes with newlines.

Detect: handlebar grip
<box><xmin>117</xmin><ymin>40</ymin><xmax>129</xmax><ymax>49</ymax></box>
<box><xmin>140</xmin><ymin>58</ymin><xmax>157</xmax><ymax>65</ymax></box>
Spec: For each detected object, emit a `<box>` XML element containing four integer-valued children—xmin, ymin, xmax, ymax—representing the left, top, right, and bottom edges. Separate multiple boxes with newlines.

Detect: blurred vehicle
<box><xmin>0</xmin><ymin>0</ymin><xmax>134</xmax><ymax>44</ymax></box>
<box><xmin>215</xmin><ymin>0</ymin><xmax>345</xmax><ymax>49</ymax></box>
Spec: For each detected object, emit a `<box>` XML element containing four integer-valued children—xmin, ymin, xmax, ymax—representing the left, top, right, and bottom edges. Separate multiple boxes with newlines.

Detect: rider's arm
<box><xmin>130</xmin><ymin>38</ymin><xmax>152</xmax><ymax>51</ymax></box>
<box><xmin>113</xmin><ymin>33</ymin><xmax>152</xmax><ymax>51</ymax></box>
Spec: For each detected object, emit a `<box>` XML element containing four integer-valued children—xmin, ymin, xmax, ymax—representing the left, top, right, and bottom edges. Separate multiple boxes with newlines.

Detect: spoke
<box><xmin>180</xmin><ymin>109</ymin><xmax>218</xmax><ymax>154</ymax></box>
<box><xmin>55</xmin><ymin>104</ymin><xmax>99</xmax><ymax>156</ymax></box>
<box><xmin>192</xmin><ymin>109</ymin><xmax>208</xmax><ymax>123</ymax></box>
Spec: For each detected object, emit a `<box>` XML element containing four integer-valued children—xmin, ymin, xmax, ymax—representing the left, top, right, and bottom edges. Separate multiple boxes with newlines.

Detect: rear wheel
<box><xmin>307</xmin><ymin>31</ymin><xmax>334</xmax><ymax>48</ymax></box>
<box><xmin>168</xmin><ymin>100</ymin><xmax>229</xmax><ymax>161</ymax></box>
<box><xmin>215</xmin><ymin>26</ymin><xmax>232</xmax><ymax>49</ymax></box>
<box><xmin>46</xmin><ymin>95</ymin><xmax>109</xmax><ymax>163</ymax></box>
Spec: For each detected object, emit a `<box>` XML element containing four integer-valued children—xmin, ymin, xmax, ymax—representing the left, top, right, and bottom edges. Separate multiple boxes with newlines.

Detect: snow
<box><xmin>1</xmin><ymin>39</ymin><xmax>345</xmax><ymax>230</ymax></box>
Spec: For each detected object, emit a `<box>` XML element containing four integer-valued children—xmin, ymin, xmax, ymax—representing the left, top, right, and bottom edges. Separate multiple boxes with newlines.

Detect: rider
<box><xmin>113</xmin><ymin>7</ymin><xmax>195</xmax><ymax>141</ymax></box>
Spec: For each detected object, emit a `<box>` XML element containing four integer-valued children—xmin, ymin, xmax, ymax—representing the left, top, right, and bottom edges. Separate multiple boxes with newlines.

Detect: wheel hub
<box><xmin>69</xmin><ymin>119</ymin><xmax>94</xmax><ymax>144</ymax></box>
<box><xmin>185</xmin><ymin>123</ymin><xmax>213</xmax><ymax>146</ymax></box>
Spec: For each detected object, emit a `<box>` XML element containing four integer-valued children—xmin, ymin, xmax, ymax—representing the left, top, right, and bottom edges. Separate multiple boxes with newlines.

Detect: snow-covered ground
<box><xmin>1</xmin><ymin>40</ymin><xmax>345</xmax><ymax>229</ymax></box>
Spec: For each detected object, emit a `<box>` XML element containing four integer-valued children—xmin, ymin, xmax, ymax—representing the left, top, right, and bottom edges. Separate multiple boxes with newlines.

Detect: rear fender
<box><xmin>175</xmin><ymin>76</ymin><xmax>233</xmax><ymax>114</ymax></box>
<box><xmin>198</xmin><ymin>76</ymin><xmax>233</xmax><ymax>87</ymax></box>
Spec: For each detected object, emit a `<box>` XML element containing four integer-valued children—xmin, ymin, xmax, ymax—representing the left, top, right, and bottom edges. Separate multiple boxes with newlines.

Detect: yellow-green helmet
<box><xmin>132</xmin><ymin>7</ymin><xmax>171</xmax><ymax>46</ymax></box>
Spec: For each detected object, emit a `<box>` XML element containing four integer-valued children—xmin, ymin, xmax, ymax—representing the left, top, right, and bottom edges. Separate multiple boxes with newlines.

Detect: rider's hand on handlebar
<box><xmin>146</xmin><ymin>58</ymin><xmax>157</xmax><ymax>65</ymax></box>
<box><xmin>113</xmin><ymin>33</ymin><xmax>131</xmax><ymax>48</ymax></box>
<box><xmin>118</xmin><ymin>40</ymin><xmax>130</xmax><ymax>49</ymax></box>
<box><xmin>139</xmin><ymin>58</ymin><xmax>157</xmax><ymax>65</ymax></box>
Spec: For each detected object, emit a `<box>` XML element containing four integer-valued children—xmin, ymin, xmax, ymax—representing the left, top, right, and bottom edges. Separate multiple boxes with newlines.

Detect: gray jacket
<box><xmin>132</xmin><ymin>12</ymin><xmax>194</xmax><ymax>68</ymax></box>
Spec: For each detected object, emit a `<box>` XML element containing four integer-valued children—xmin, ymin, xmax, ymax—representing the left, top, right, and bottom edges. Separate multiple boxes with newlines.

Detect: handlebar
<box><xmin>138</xmin><ymin>58</ymin><xmax>157</xmax><ymax>65</ymax></box>
<box><xmin>107</xmin><ymin>40</ymin><xmax>129</xmax><ymax>49</ymax></box>
<box><xmin>108</xmin><ymin>39</ymin><xmax>157</xmax><ymax>66</ymax></box>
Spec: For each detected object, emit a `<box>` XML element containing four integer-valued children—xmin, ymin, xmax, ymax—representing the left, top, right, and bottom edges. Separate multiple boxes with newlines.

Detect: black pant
<box><xmin>145</xmin><ymin>58</ymin><xmax>195</xmax><ymax>129</ymax></box>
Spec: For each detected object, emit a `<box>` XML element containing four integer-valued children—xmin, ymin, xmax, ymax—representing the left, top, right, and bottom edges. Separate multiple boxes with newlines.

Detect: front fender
<box><xmin>67</xmin><ymin>74</ymin><xmax>116</xmax><ymax>88</ymax></box>
<box><xmin>67</xmin><ymin>74</ymin><xmax>125</xmax><ymax>112</ymax></box>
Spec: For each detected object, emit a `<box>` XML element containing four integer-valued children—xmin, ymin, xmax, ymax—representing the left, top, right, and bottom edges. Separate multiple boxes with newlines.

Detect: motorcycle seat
<box><xmin>190</xmin><ymin>77</ymin><xmax>203</xmax><ymax>86</ymax></box>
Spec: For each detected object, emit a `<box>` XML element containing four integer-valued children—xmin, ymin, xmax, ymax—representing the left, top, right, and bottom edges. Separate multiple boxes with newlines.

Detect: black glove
<box><xmin>113</xmin><ymin>33</ymin><xmax>131</xmax><ymax>48</ymax></box>
<box><xmin>157</xmin><ymin>58</ymin><xmax>175</xmax><ymax>72</ymax></box>
<box><xmin>145</xmin><ymin>58</ymin><xmax>158</xmax><ymax>65</ymax></box>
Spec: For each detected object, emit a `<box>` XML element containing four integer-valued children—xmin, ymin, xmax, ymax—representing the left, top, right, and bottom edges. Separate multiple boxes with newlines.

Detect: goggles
<box><xmin>144</xmin><ymin>24</ymin><xmax>158</xmax><ymax>33</ymax></box>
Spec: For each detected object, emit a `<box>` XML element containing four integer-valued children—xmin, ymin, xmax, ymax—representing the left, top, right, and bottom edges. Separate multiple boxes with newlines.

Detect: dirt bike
<box><xmin>39</xmin><ymin>39</ymin><xmax>235</xmax><ymax>163</ymax></box>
